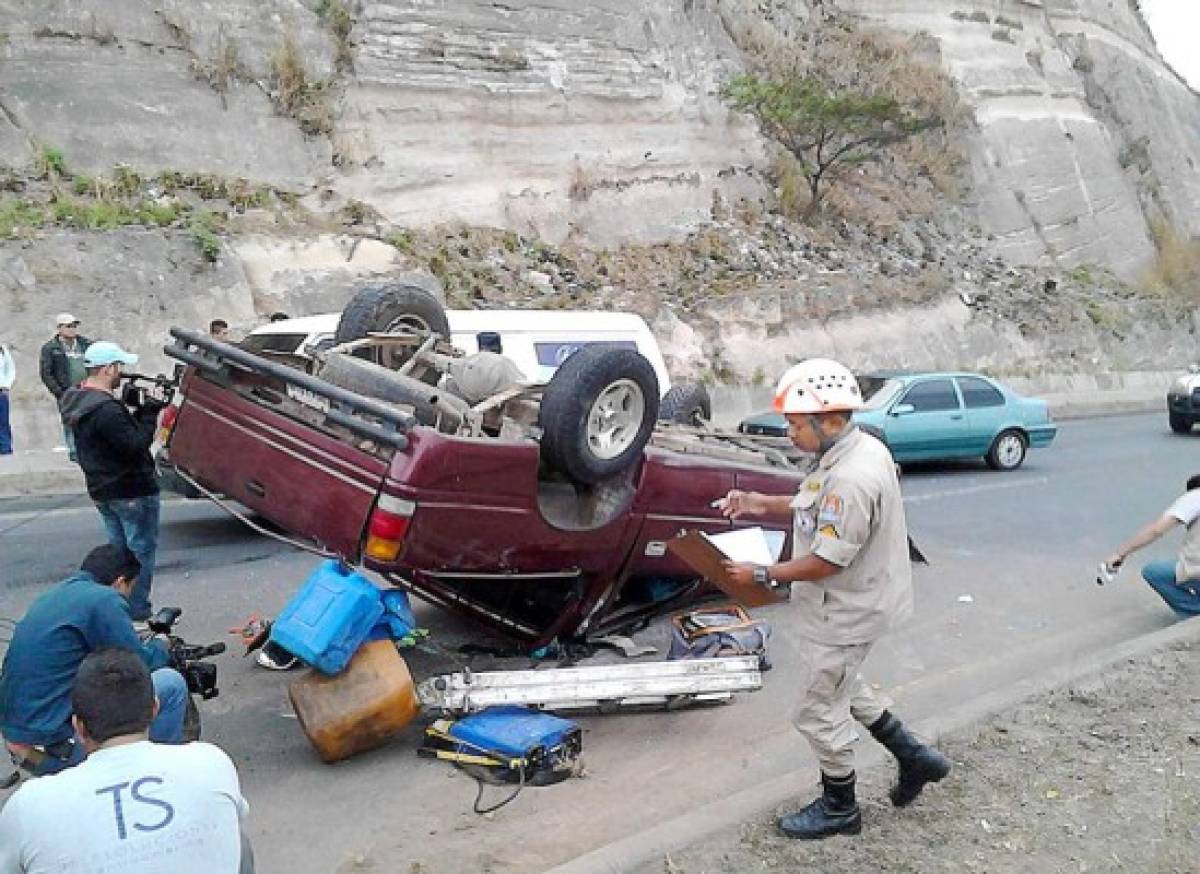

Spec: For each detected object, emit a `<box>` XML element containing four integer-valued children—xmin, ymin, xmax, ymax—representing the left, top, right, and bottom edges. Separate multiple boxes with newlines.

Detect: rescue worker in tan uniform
<box><xmin>718</xmin><ymin>358</ymin><xmax>950</xmax><ymax>839</ymax></box>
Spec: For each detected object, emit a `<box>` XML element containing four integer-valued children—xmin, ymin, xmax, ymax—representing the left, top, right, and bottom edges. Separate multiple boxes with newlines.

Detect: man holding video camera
<box><xmin>59</xmin><ymin>341</ymin><xmax>166</xmax><ymax>621</ymax></box>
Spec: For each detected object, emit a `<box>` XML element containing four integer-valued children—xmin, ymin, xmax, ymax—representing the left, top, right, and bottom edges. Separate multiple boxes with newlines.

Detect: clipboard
<box><xmin>666</xmin><ymin>530</ymin><xmax>790</xmax><ymax>608</ymax></box>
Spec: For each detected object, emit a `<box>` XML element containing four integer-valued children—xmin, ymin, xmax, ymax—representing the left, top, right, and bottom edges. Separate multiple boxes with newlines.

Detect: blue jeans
<box><xmin>0</xmin><ymin>390</ymin><xmax>11</xmax><ymax>454</ymax></box>
<box><xmin>32</xmin><ymin>668</ymin><xmax>188</xmax><ymax>775</ymax></box>
<box><xmin>1142</xmin><ymin>561</ymin><xmax>1200</xmax><ymax>617</ymax></box>
<box><xmin>95</xmin><ymin>494</ymin><xmax>161</xmax><ymax>620</ymax></box>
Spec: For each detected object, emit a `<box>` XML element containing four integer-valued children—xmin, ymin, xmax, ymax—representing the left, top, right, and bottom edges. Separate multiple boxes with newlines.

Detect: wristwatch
<box><xmin>752</xmin><ymin>565</ymin><xmax>770</xmax><ymax>587</ymax></box>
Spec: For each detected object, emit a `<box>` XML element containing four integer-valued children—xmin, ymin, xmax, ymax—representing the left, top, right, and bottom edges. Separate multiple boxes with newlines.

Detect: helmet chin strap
<box><xmin>805</xmin><ymin>414</ymin><xmax>853</xmax><ymax>457</ymax></box>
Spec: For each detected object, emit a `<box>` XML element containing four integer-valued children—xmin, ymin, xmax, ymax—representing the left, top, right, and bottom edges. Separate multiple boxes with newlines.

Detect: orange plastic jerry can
<box><xmin>287</xmin><ymin>639</ymin><xmax>421</xmax><ymax>763</ymax></box>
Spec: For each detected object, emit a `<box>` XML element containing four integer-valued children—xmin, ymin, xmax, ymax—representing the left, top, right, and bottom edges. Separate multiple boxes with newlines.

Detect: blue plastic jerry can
<box><xmin>270</xmin><ymin>560</ymin><xmax>384</xmax><ymax>675</ymax></box>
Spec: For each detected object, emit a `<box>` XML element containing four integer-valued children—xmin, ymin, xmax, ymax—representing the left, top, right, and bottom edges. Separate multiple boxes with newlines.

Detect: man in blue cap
<box><xmin>59</xmin><ymin>342</ymin><xmax>166</xmax><ymax>621</ymax></box>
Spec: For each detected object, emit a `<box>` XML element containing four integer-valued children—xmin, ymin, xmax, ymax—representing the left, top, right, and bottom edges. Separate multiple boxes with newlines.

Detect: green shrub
<box><xmin>36</xmin><ymin>145</ymin><xmax>67</xmax><ymax>179</ymax></box>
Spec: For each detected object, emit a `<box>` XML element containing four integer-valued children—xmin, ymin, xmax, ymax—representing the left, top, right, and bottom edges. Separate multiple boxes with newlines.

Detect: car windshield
<box><xmin>860</xmin><ymin>377</ymin><xmax>903</xmax><ymax>410</ymax></box>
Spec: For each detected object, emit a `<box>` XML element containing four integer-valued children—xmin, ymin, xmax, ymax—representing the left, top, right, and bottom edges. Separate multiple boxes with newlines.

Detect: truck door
<box><xmin>166</xmin><ymin>362</ymin><xmax>397</xmax><ymax>560</ymax></box>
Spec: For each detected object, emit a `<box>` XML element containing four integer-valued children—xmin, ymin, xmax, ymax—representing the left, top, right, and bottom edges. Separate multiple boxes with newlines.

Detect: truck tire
<box><xmin>1169</xmin><ymin>412</ymin><xmax>1193</xmax><ymax>434</ymax></box>
<box><xmin>539</xmin><ymin>346</ymin><xmax>660</xmax><ymax>484</ymax></box>
<box><xmin>335</xmin><ymin>284</ymin><xmax>450</xmax><ymax>385</ymax></box>
<box><xmin>658</xmin><ymin>382</ymin><xmax>712</xmax><ymax>426</ymax></box>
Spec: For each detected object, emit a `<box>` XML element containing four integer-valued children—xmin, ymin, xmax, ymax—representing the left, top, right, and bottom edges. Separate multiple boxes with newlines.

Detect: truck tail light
<box><xmin>365</xmin><ymin>495</ymin><xmax>416</xmax><ymax>562</ymax></box>
<box><xmin>156</xmin><ymin>404</ymin><xmax>180</xmax><ymax>445</ymax></box>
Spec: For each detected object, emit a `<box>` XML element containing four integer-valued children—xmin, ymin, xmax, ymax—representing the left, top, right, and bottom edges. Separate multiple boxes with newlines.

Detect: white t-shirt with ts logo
<box><xmin>0</xmin><ymin>740</ymin><xmax>248</xmax><ymax>874</ymax></box>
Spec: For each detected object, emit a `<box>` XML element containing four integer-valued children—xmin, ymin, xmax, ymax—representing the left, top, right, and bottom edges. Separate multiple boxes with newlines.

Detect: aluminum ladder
<box><xmin>416</xmin><ymin>655</ymin><xmax>763</xmax><ymax>715</ymax></box>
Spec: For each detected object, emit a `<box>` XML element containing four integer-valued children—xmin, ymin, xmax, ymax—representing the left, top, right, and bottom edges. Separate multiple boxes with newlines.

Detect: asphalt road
<box><xmin>1</xmin><ymin>412</ymin><xmax>1196</xmax><ymax>873</ymax></box>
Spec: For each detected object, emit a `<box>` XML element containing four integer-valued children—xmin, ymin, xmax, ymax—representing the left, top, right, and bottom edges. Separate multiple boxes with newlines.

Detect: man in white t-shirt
<box><xmin>0</xmin><ymin>648</ymin><xmax>252</xmax><ymax>874</ymax></box>
<box><xmin>1106</xmin><ymin>474</ymin><xmax>1200</xmax><ymax>616</ymax></box>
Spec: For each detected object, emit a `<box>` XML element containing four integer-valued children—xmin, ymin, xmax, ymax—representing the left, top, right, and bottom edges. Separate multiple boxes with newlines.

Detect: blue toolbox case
<box><xmin>448</xmin><ymin>706</ymin><xmax>580</xmax><ymax>761</ymax></box>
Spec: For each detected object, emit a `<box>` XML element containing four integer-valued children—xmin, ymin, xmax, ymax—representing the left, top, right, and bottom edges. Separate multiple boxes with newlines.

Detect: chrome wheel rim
<box><xmin>587</xmin><ymin>379</ymin><xmax>645</xmax><ymax>460</ymax></box>
<box><xmin>997</xmin><ymin>433</ymin><xmax>1023</xmax><ymax>467</ymax></box>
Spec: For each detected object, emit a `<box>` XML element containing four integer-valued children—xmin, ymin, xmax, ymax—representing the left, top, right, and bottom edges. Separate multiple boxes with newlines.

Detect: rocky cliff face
<box><xmin>1</xmin><ymin>0</ymin><xmax>1198</xmax><ymax>449</ymax></box>
<box><xmin>836</xmin><ymin>0</ymin><xmax>1200</xmax><ymax>278</ymax></box>
<box><xmin>4</xmin><ymin>1</ymin><xmax>1194</xmax><ymax>265</ymax></box>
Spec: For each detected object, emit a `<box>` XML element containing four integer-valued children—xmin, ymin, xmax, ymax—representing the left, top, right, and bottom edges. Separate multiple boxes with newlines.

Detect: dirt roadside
<box><xmin>639</xmin><ymin>640</ymin><xmax>1200</xmax><ymax>874</ymax></box>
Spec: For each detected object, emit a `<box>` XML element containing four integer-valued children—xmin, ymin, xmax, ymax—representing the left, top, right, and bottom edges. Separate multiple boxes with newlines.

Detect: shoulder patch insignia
<box><xmin>818</xmin><ymin>493</ymin><xmax>844</xmax><ymax>524</ymax></box>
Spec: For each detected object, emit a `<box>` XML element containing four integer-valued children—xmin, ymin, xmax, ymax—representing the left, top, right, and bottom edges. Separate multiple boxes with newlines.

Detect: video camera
<box><xmin>119</xmin><ymin>372</ymin><xmax>175</xmax><ymax>413</ymax></box>
<box><xmin>146</xmin><ymin>607</ymin><xmax>226</xmax><ymax>700</ymax></box>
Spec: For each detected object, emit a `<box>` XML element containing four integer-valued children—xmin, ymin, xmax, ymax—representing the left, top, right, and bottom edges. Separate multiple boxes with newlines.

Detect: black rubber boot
<box><xmin>868</xmin><ymin>711</ymin><xmax>951</xmax><ymax>807</ymax></box>
<box><xmin>778</xmin><ymin>772</ymin><xmax>862</xmax><ymax>840</ymax></box>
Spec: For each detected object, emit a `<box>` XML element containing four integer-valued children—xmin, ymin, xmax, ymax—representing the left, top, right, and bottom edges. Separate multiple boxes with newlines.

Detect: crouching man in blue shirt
<box><xmin>0</xmin><ymin>544</ymin><xmax>187</xmax><ymax>775</ymax></box>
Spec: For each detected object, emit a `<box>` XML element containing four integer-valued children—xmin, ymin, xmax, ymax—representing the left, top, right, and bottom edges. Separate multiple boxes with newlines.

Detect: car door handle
<box><xmin>245</xmin><ymin>480</ymin><xmax>266</xmax><ymax>498</ymax></box>
<box><xmin>950</xmin><ymin>414</ymin><xmax>963</xmax><ymax>420</ymax></box>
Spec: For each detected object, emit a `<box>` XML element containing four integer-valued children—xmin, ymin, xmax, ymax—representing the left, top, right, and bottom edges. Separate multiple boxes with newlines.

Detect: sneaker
<box><xmin>256</xmin><ymin>643</ymin><xmax>301</xmax><ymax>671</ymax></box>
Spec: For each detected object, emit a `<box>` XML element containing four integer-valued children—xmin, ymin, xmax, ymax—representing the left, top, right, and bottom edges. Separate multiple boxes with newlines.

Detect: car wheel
<box><xmin>985</xmin><ymin>429</ymin><xmax>1027</xmax><ymax>471</ymax></box>
<box><xmin>658</xmin><ymin>382</ymin><xmax>712</xmax><ymax>426</ymax></box>
<box><xmin>539</xmin><ymin>346</ymin><xmax>660</xmax><ymax>484</ymax></box>
<box><xmin>335</xmin><ymin>284</ymin><xmax>451</xmax><ymax>385</ymax></box>
<box><xmin>1169</xmin><ymin>412</ymin><xmax>1193</xmax><ymax>434</ymax></box>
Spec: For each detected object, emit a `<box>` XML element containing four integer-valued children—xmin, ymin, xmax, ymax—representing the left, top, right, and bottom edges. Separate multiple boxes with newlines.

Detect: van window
<box><xmin>241</xmin><ymin>333</ymin><xmax>307</xmax><ymax>355</ymax></box>
<box><xmin>535</xmin><ymin>340</ymin><xmax>638</xmax><ymax>369</ymax></box>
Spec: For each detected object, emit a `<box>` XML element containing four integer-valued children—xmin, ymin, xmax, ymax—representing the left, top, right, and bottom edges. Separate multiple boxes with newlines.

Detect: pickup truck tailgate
<box><xmin>168</xmin><ymin>369</ymin><xmax>391</xmax><ymax>558</ymax></box>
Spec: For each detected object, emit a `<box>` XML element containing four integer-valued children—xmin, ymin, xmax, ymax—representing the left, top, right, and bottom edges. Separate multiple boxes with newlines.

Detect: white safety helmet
<box><xmin>772</xmin><ymin>358</ymin><xmax>864</xmax><ymax>414</ymax></box>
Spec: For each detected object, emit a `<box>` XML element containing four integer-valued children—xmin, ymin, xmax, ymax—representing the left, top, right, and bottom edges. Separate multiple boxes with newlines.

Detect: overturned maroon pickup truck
<box><xmin>162</xmin><ymin>286</ymin><xmax>805</xmax><ymax>646</ymax></box>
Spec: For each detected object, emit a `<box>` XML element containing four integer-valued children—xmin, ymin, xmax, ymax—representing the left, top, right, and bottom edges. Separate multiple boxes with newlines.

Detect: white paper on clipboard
<box><xmin>703</xmin><ymin>527</ymin><xmax>786</xmax><ymax>565</ymax></box>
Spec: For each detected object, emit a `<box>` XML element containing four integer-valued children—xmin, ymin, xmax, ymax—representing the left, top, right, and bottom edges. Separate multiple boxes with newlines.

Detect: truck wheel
<box><xmin>658</xmin><ymin>382</ymin><xmax>712</xmax><ymax>426</ymax></box>
<box><xmin>1169</xmin><ymin>412</ymin><xmax>1193</xmax><ymax>434</ymax></box>
<box><xmin>335</xmin><ymin>284</ymin><xmax>450</xmax><ymax>385</ymax></box>
<box><xmin>539</xmin><ymin>347</ymin><xmax>660</xmax><ymax>484</ymax></box>
<box><xmin>985</xmin><ymin>429</ymin><xmax>1026</xmax><ymax>471</ymax></box>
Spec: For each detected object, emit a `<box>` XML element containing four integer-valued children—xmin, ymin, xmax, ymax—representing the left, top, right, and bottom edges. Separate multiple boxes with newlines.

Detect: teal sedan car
<box><xmin>738</xmin><ymin>372</ymin><xmax>1057</xmax><ymax>470</ymax></box>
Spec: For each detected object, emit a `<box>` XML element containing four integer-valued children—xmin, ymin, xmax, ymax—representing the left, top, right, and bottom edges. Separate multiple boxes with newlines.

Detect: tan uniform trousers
<box><xmin>792</xmin><ymin>639</ymin><xmax>891</xmax><ymax>778</ymax></box>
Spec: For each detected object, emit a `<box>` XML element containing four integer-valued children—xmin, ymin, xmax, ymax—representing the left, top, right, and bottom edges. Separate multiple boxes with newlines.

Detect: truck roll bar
<box><xmin>165</xmin><ymin>328</ymin><xmax>416</xmax><ymax>449</ymax></box>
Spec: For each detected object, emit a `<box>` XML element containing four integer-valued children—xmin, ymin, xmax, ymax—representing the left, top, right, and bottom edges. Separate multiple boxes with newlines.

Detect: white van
<box><xmin>241</xmin><ymin>309</ymin><xmax>674</xmax><ymax>396</ymax></box>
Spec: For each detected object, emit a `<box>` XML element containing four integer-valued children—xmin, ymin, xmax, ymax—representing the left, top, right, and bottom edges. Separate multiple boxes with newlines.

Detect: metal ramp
<box><xmin>416</xmin><ymin>656</ymin><xmax>763</xmax><ymax>715</ymax></box>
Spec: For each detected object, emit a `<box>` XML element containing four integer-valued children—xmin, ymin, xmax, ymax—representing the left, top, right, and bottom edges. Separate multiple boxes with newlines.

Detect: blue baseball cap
<box><xmin>83</xmin><ymin>341</ymin><xmax>139</xmax><ymax>368</ymax></box>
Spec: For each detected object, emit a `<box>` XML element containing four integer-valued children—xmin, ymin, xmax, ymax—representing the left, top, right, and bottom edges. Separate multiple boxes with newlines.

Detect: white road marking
<box><xmin>903</xmin><ymin>475</ymin><xmax>1049</xmax><ymax>505</ymax></box>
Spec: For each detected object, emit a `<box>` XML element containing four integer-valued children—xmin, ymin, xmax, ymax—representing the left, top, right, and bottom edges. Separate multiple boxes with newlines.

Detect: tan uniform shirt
<box><xmin>788</xmin><ymin>428</ymin><xmax>913</xmax><ymax>645</ymax></box>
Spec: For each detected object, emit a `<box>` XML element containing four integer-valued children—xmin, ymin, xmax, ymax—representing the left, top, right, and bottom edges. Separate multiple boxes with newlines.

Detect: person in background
<box><xmin>59</xmin><ymin>342</ymin><xmax>165</xmax><ymax>621</ymax></box>
<box><xmin>0</xmin><ymin>341</ymin><xmax>14</xmax><ymax>455</ymax></box>
<box><xmin>0</xmin><ymin>648</ymin><xmax>252</xmax><ymax>874</ymax></box>
<box><xmin>1105</xmin><ymin>474</ymin><xmax>1200</xmax><ymax>616</ymax></box>
<box><xmin>209</xmin><ymin>319</ymin><xmax>230</xmax><ymax>341</ymax></box>
<box><xmin>0</xmin><ymin>545</ymin><xmax>186</xmax><ymax>777</ymax></box>
<box><xmin>38</xmin><ymin>313</ymin><xmax>91</xmax><ymax>462</ymax></box>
